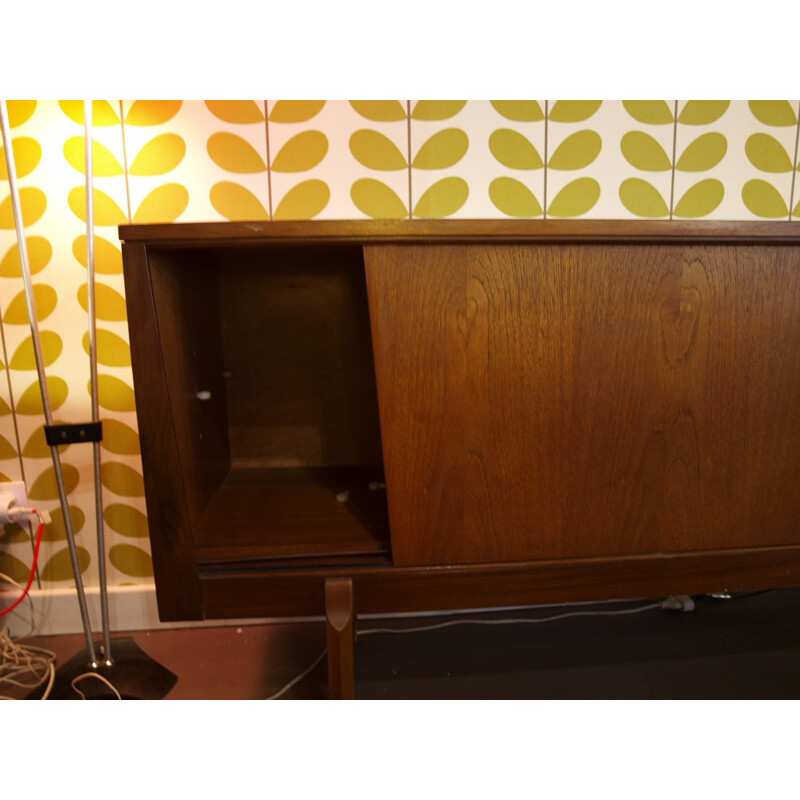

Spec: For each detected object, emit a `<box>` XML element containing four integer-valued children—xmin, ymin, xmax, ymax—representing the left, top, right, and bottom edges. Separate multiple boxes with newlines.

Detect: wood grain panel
<box><xmin>121</xmin><ymin>243</ymin><xmax>204</xmax><ymax>619</ymax></box>
<box><xmin>366</xmin><ymin>243</ymin><xmax>800</xmax><ymax>567</ymax></box>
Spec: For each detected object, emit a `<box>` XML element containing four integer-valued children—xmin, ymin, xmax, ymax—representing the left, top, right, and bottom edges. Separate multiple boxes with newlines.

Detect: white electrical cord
<box><xmin>265</xmin><ymin>601</ymin><xmax>662</xmax><ymax>700</ymax></box>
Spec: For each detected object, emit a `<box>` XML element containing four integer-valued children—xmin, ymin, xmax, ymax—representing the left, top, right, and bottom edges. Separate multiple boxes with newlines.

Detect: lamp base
<box><xmin>29</xmin><ymin>637</ymin><xmax>178</xmax><ymax>700</ymax></box>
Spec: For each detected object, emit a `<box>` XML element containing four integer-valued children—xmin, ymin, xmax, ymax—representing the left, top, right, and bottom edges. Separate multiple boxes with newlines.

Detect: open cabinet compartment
<box><xmin>144</xmin><ymin>243</ymin><xmax>391</xmax><ymax>572</ymax></box>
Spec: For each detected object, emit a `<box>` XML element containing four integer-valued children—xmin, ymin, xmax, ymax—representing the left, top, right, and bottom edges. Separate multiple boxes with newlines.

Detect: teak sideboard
<box><xmin>119</xmin><ymin>219</ymin><xmax>800</xmax><ymax>698</ymax></box>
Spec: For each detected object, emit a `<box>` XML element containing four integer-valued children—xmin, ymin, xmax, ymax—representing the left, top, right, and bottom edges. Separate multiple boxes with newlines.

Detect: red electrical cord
<box><xmin>0</xmin><ymin>511</ymin><xmax>44</xmax><ymax>617</ymax></box>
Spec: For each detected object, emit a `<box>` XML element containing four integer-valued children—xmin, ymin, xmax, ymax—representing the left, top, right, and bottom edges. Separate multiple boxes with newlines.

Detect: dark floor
<box><xmin>12</xmin><ymin>588</ymin><xmax>800</xmax><ymax>699</ymax></box>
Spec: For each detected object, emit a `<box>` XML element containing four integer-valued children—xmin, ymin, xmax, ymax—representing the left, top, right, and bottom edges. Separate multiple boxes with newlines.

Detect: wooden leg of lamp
<box><xmin>325</xmin><ymin>577</ymin><xmax>355</xmax><ymax>700</ymax></box>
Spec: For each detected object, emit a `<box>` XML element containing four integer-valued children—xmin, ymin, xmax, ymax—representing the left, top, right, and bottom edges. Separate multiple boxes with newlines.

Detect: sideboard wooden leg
<box><xmin>325</xmin><ymin>577</ymin><xmax>355</xmax><ymax>700</ymax></box>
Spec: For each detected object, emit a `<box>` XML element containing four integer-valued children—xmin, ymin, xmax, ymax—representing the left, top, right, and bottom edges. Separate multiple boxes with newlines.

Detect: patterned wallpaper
<box><xmin>1</xmin><ymin>99</ymin><xmax>799</xmax><ymax>599</ymax></box>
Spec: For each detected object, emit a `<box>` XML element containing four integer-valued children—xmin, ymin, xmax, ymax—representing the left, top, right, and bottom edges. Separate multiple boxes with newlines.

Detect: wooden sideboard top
<box><xmin>119</xmin><ymin>219</ymin><xmax>800</xmax><ymax>247</ymax></box>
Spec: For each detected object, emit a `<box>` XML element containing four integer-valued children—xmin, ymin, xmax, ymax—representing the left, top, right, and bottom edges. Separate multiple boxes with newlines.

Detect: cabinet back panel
<box><xmin>217</xmin><ymin>246</ymin><xmax>384</xmax><ymax>469</ymax></box>
<box><xmin>365</xmin><ymin>242</ymin><xmax>800</xmax><ymax>567</ymax></box>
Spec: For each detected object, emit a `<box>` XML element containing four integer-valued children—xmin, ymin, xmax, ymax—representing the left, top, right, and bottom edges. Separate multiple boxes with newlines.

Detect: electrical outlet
<box><xmin>0</xmin><ymin>480</ymin><xmax>29</xmax><ymax>524</ymax></box>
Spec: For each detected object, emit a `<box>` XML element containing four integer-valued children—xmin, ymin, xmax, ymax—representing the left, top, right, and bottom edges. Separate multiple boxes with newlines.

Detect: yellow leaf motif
<box><xmin>95</xmin><ymin>375</ymin><xmax>136</xmax><ymax>412</ymax></box>
<box><xmin>133</xmin><ymin>183</ymin><xmax>189</xmax><ymax>223</ymax></box>
<box><xmin>676</xmin><ymin>132</ymin><xmax>727</xmax><ymax>172</ymax></box>
<box><xmin>411</xmin><ymin>101</ymin><xmax>466</xmax><ymax>121</ymax></box>
<box><xmin>125</xmin><ymin>100</ymin><xmax>182</xmax><ymax>126</ymax></box>
<box><xmin>29</xmin><ymin>463</ymin><xmax>80</xmax><ymax>500</ymax></box>
<box><xmin>673</xmin><ymin>179</ymin><xmax>724</xmax><ymax>218</ymax></box>
<box><xmin>10</xmin><ymin>331</ymin><xmax>62</xmax><ymax>370</ymax></box>
<box><xmin>0</xmin><ymin>523</ymin><xmax>29</xmax><ymax>545</ymax></box>
<box><xmin>41</xmin><ymin>546</ymin><xmax>91</xmax><ymax>582</ymax></box>
<box><xmin>489</xmin><ymin>177</ymin><xmax>543</xmax><ymax>218</ymax></box>
<box><xmin>748</xmin><ymin>101</ymin><xmax>798</xmax><ymax>127</ymax></box>
<box><xmin>207</xmin><ymin>132</ymin><xmax>267</xmax><ymax>174</ymax></box>
<box><xmin>3</xmin><ymin>284</ymin><xmax>57</xmax><ymax>324</ymax></box>
<box><xmin>745</xmin><ymin>134</ymin><xmax>793</xmax><ymax>173</ymax></box>
<box><xmin>678</xmin><ymin>101</ymin><xmax>730</xmax><ymax>125</ymax></box>
<box><xmin>271</xmin><ymin>131</ymin><xmax>328</xmax><ymax>172</ymax></box>
<box><xmin>63</xmin><ymin>137</ymin><xmax>124</xmax><ymax>176</ymax></box>
<box><xmin>490</xmin><ymin>101</ymin><xmax>545</xmax><ymax>122</ymax></box>
<box><xmin>351</xmin><ymin>179</ymin><xmax>408</xmax><ymax>219</ymax></box>
<box><xmin>7</xmin><ymin>100</ymin><xmax>36</xmax><ymax>127</ymax></box>
<box><xmin>130</xmin><ymin>134</ymin><xmax>186</xmax><ymax>176</ymax></box>
<box><xmin>548</xmin><ymin>131</ymin><xmax>602</xmax><ymax>170</ymax></box>
<box><xmin>0</xmin><ymin>188</ymin><xmax>47</xmax><ymax>229</ymax></box>
<box><xmin>109</xmin><ymin>544</ymin><xmax>153</xmax><ymax>577</ymax></box>
<box><xmin>0</xmin><ymin>137</ymin><xmax>42</xmax><ymax>179</ymax></box>
<box><xmin>1</xmin><ymin>236</ymin><xmax>51</xmax><ymax>278</ymax></box>
<box><xmin>82</xmin><ymin>329</ymin><xmax>131</xmax><ymax>367</ymax></box>
<box><xmin>349</xmin><ymin>130</ymin><xmax>407</xmax><ymax>170</ymax></box>
<box><xmin>413</xmin><ymin>177</ymin><xmax>469</xmax><ymax>218</ymax></box>
<box><xmin>350</xmin><ymin>101</ymin><xmax>407</xmax><ymax>122</ymax></box>
<box><xmin>78</xmin><ymin>282</ymin><xmax>128</xmax><ymax>321</ymax></box>
<box><xmin>0</xmin><ymin>433</ymin><xmax>16</xmax><ymax>459</ymax></box>
<box><xmin>269</xmin><ymin>101</ymin><xmax>325</xmax><ymax>123</ymax></box>
<box><xmin>43</xmin><ymin>506</ymin><xmax>86</xmax><ymax>542</ymax></box>
<box><xmin>68</xmin><ymin>187</ymin><xmax>126</xmax><ymax>226</ymax></box>
<box><xmin>98</xmin><ymin>419</ymin><xmax>141</xmax><ymax>455</ymax></box>
<box><xmin>17</xmin><ymin>377</ymin><xmax>68</xmax><ymax>415</ymax></box>
<box><xmin>489</xmin><ymin>129</ymin><xmax>543</xmax><ymax>170</ymax></box>
<box><xmin>548</xmin><ymin>101</ymin><xmax>602</xmax><ymax>123</ymax></box>
<box><xmin>742</xmin><ymin>180</ymin><xmax>790</xmax><ymax>218</ymax></box>
<box><xmin>274</xmin><ymin>181</ymin><xmax>330</xmax><ymax>220</ymax></box>
<box><xmin>104</xmin><ymin>503</ymin><xmax>149</xmax><ymax>538</ymax></box>
<box><xmin>547</xmin><ymin>178</ymin><xmax>600</xmax><ymax>217</ymax></box>
<box><xmin>102</xmin><ymin>461</ymin><xmax>144</xmax><ymax>496</ymax></box>
<box><xmin>59</xmin><ymin>100</ymin><xmax>120</xmax><ymax>126</ymax></box>
<box><xmin>210</xmin><ymin>182</ymin><xmax>269</xmax><ymax>221</ymax></box>
<box><xmin>205</xmin><ymin>100</ymin><xmax>264</xmax><ymax>124</ymax></box>
<box><xmin>620</xmin><ymin>131</ymin><xmax>672</xmax><ymax>171</ymax></box>
<box><xmin>413</xmin><ymin>129</ymin><xmax>469</xmax><ymax>170</ymax></box>
<box><xmin>623</xmin><ymin>101</ymin><xmax>674</xmax><ymax>125</ymax></box>
<box><xmin>72</xmin><ymin>235</ymin><xmax>123</xmax><ymax>274</ymax></box>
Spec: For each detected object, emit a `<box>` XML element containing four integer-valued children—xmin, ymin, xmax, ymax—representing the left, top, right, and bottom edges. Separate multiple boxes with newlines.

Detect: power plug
<box><xmin>660</xmin><ymin>594</ymin><xmax>695</xmax><ymax>612</ymax></box>
<box><xmin>0</xmin><ymin>480</ymin><xmax>30</xmax><ymax>524</ymax></box>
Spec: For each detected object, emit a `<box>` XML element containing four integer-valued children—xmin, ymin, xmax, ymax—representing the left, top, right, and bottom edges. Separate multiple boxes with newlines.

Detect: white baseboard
<box><xmin>1</xmin><ymin>583</ymin><xmax>285</xmax><ymax>638</ymax></box>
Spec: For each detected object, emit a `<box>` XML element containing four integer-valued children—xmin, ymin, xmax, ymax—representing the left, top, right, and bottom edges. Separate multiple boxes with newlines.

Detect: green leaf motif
<box><xmin>489</xmin><ymin>178</ymin><xmax>543</xmax><ymax>218</ymax></box>
<box><xmin>102</xmin><ymin>461</ymin><xmax>145</xmax><ymax>497</ymax></box>
<box><xmin>619</xmin><ymin>178</ymin><xmax>669</xmax><ymax>218</ymax></box>
<box><xmin>676</xmin><ymin>132</ymin><xmax>727</xmax><ymax>172</ymax></box>
<box><xmin>0</xmin><ymin>523</ymin><xmax>29</xmax><ymax>545</ymax></box>
<box><xmin>349</xmin><ymin>130</ymin><xmax>407</xmax><ymax>170</ymax></box>
<box><xmin>547</xmin><ymin>178</ymin><xmax>600</xmax><ymax>217</ymax></box>
<box><xmin>44</xmin><ymin>506</ymin><xmax>86</xmax><ymax>542</ymax></box>
<box><xmin>548</xmin><ymin>131</ymin><xmax>601</xmax><ymax>170</ymax></box>
<box><xmin>109</xmin><ymin>544</ymin><xmax>153</xmax><ymax>578</ymax></box>
<box><xmin>411</xmin><ymin>101</ymin><xmax>466</xmax><ymax>121</ymax></box>
<box><xmin>548</xmin><ymin>101</ymin><xmax>602</xmax><ymax>123</ymax></box>
<box><xmin>273</xmin><ymin>180</ymin><xmax>330</xmax><ymax>220</ymax></box>
<box><xmin>673</xmin><ymin>179</ymin><xmax>724</xmax><ymax>218</ymax></box>
<box><xmin>271</xmin><ymin>131</ymin><xmax>328</xmax><ymax>173</ymax></box>
<box><xmin>349</xmin><ymin>101</ymin><xmax>407</xmax><ymax>122</ymax></box>
<box><xmin>489</xmin><ymin>129</ymin><xmax>543</xmax><ymax>170</ymax></box>
<box><xmin>742</xmin><ymin>179</ymin><xmax>789</xmax><ymax>218</ymax></box>
<box><xmin>100</xmin><ymin>419</ymin><xmax>141</xmax><ymax>455</ymax></box>
<box><xmin>0</xmin><ymin>552</ymin><xmax>31</xmax><ymax>582</ymax></box>
<box><xmin>413</xmin><ymin>129</ymin><xmax>469</xmax><ymax>169</ymax></box>
<box><xmin>29</xmin><ymin>463</ymin><xmax>80</xmax><ymax>500</ymax></box>
<box><xmin>269</xmin><ymin>101</ymin><xmax>325</xmax><ymax>123</ymax></box>
<box><xmin>351</xmin><ymin>179</ymin><xmax>408</xmax><ymax>219</ymax></box>
<box><xmin>678</xmin><ymin>101</ymin><xmax>730</xmax><ymax>125</ymax></box>
<box><xmin>623</xmin><ymin>101</ymin><xmax>674</xmax><ymax>125</ymax></box>
<box><xmin>749</xmin><ymin>101</ymin><xmax>798</xmax><ymax>127</ymax></box>
<box><xmin>490</xmin><ymin>101</ymin><xmax>545</xmax><ymax>122</ymax></box>
<box><xmin>10</xmin><ymin>331</ymin><xmax>62</xmax><ymax>370</ymax></box>
<box><xmin>0</xmin><ymin>433</ymin><xmax>17</xmax><ymax>459</ymax></box>
<box><xmin>41</xmin><ymin>546</ymin><xmax>91</xmax><ymax>582</ymax></box>
<box><xmin>413</xmin><ymin>177</ymin><xmax>469</xmax><ymax>218</ymax></box>
<box><xmin>3</xmin><ymin>284</ymin><xmax>57</xmax><ymax>324</ymax></box>
<box><xmin>745</xmin><ymin>133</ymin><xmax>793</xmax><ymax>173</ymax></box>
<box><xmin>104</xmin><ymin>503</ymin><xmax>149</xmax><ymax>538</ymax></box>
<box><xmin>620</xmin><ymin>131</ymin><xmax>672</xmax><ymax>171</ymax></box>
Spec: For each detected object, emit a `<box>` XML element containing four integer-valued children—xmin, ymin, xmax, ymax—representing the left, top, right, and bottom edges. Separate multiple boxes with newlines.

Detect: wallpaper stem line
<box><xmin>543</xmin><ymin>100</ymin><xmax>549</xmax><ymax>219</ymax></box>
<box><xmin>264</xmin><ymin>100</ymin><xmax>273</xmax><ymax>221</ymax></box>
<box><xmin>669</xmin><ymin>100</ymin><xmax>678</xmax><ymax>220</ymax></box>
<box><xmin>118</xmin><ymin>100</ymin><xmax>132</xmax><ymax>224</ymax></box>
